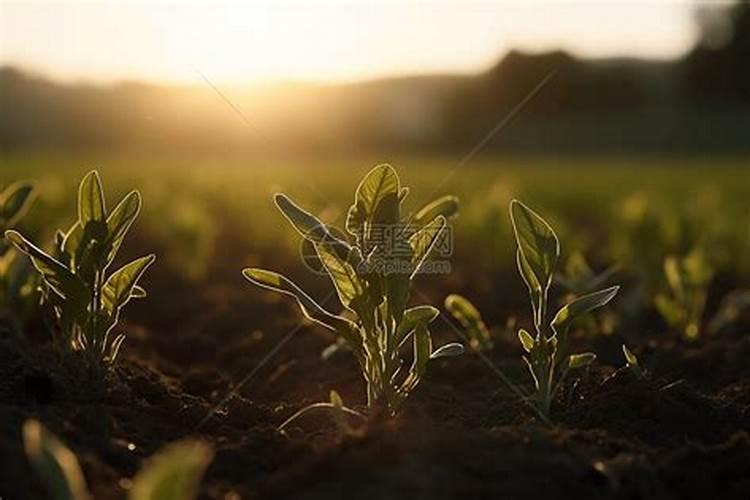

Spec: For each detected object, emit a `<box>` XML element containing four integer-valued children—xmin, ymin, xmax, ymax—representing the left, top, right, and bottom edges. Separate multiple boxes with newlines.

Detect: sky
<box><xmin>1</xmin><ymin>0</ymin><xmax>707</xmax><ymax>85</ymax></box>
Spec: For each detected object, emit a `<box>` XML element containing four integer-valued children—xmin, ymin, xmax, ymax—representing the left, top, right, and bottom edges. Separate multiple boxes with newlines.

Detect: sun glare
<box><xmin>2</xmin><ymin>0</ymin><xmax>697</xmax><ymax>84</ymax></box>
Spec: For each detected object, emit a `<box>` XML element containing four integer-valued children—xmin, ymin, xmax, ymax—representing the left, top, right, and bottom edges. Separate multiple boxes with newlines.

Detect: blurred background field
<box><xmin>3</xmin><ymin>152</ymin><xmax>749</xmax><ymax>329</ymax></box>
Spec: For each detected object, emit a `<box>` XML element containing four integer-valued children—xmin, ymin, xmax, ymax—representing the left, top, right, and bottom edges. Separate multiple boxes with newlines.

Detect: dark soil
<box><xmin>2</xmin><ymin>237</ymin><xmax>749</xmax><ymax>500</ymax></box>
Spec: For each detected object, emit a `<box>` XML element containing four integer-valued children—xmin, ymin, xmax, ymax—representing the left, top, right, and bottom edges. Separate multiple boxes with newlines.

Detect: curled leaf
<box><xmin>430</xmin><ymin>342</ymin><xmax>465</xmax><ymax>359</ymax></box>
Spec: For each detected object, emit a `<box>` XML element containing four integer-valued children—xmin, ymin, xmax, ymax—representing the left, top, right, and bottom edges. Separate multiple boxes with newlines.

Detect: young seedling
<box><xmin>244</xmin><ymin>164</ymin><xmax>463</xmax><ymax>419</ymax></box>
<box><xmin>278</xmin><ymin>390</ymin><xmax>367</xmax><ymax>438</ymax></box>
<box><xmin>510</xmin><ymin>200</ymin><xmax>619</xmax><ymax>417</ymax></box>
<box><xmin>444</xmin><ymin>294</ymin><xmax>493</xmax><ymax>351</ymax></box>
<box><xmin>5</xmin><ymin>170</ymin><xmax>154</xmax><ymax>365</ymax></box>
<box><xmin>23</xmin><ymin>419</ymin><xmax>213</xmax><ymax>500</ymax></box>
<box><xmin>654</xmin><ymin>250</ymin><xmax>713</xmax><ymax>340</ymax></box>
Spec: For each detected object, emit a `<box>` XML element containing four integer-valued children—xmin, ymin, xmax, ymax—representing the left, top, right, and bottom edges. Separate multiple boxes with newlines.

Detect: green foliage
<box><xmin>0</xmin><ymin>181</ymin><xmax>38</xmax><ymax>320</ymax></box>
<box><xmin>129</xmin><ymin>441</ymin><xmax>214</xmax><ymax>500</ymax></box>
<box><xmin>4</xmin><ymin>171</ymin><xmax>154</xmax><ymax>365</ymax></box>
<box><xmin>655</xmin><ymin>250</ymin><xmax>713</xmax><ymax>340</ymax></box>
<box><xmin>23</xmin><ymin>420</ymin><xmax>91</xmax><ymax>500</ymax></box>
<box><xmin>23</xmin><ymin>419</ymin><xmax>213</xmax><ymax>500</ymax></box>
<box><xmin>444</xmin><ymin>294</ymin><xmax>493</xmax><ymax>351</ymax></box>
<box><xmin>244</xmin><ymin>164</ymin><xmax>463</xmax><ymax>417</ymax></box>
<box><xmin>0</xmin><ymin>181</ymin><xmax>35</xmax><ymax>254</ymax></box>
<box><xmin>510</xmin><ymin>200</ymin><xmax>619</xmax><ymax>416</ymax></box>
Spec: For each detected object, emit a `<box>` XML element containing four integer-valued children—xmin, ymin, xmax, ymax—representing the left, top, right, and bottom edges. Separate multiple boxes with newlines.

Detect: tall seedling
<box><xmin>510</xmin><ymin>200</ymin><xmax>618</xmax><ymax>416</ymax></box>
<box><xmin>5</xmin><ymin>171</ymin><xmax>154</xmax><ymax>365</ymax></box>
<box><xmin>244</xmin><ymin>164</ymin><xmax>463</xmax><ymax>419</ymax></box>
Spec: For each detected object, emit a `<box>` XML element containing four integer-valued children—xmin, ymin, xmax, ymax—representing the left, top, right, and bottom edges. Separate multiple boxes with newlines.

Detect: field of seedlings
<box><xmin>1</xmin><ymin>152</ymin><xmax>750</xmax><ymax>499</ymax></box>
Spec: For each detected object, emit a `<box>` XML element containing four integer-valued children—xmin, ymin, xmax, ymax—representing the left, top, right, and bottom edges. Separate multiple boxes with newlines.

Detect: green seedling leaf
<box><xmin>395</xmin><ymin>305</ymin><xmax>439</xmax><ymax>346</ymax></box>
<box><xmin>411</xmin><ymin>195</ymin><xmax>459</xmax><ymax>230</ymax></box>
<box><xmin>129</xmin><ymin>441</ymin><xmax>213</xmax><ymax>500</ymax></box>
<box><xmin>622</xmin><ymin>345</ymin><xmax>638</xmax><ymax>366</ymax></box>
<box><xmin>23</xmin><ymin>419</ymin><xmax>91</xmax><ymax>500</ymax></box>
<box><xmin>356</xmin><ymin>164</ymin><xmax>400</xmax><ymax>216</ymax></box>
<box><xmin>518</xmin><ymin>328</ymin><xmax>535</xmax><ymax>353</ymax></box>
<box><xmin>275</xmin><ymin>194</ymin><xmax>357</xmax><ymax>266</ymax></box>
<box><xmin>275</xmin><ymin>193</ymin><xmax>334</xmax><ymax>243</ymax></box>
<box><xmin>409</xmin><ymin>216</ymin><xmax>446</xmax><ymax>277</ymax></box>
<box><xmin>101</xmin><ymin>255</ymin><xmax>156</xmax><ymax>313</ymax></box>
<box><xmin>445</xmin><ymin>294</ymin><xmax>493</xmax><ymax>351</ymax></box>
<box><xmin>567</xmin><ymin>352</ymin><xmax>596</xmax><ymax>369</ymax></box>
<box><xmin>510</xmin><ymin>199</ymin><xmax>559</xmax><ymax>294</ymax></box>
<box><xmin>105</xmin><ymin>190</ymin><xmax>141</xmax><ymax>264</ymax></box>
<box><xmin>1</xmin><ymin>181</ymin><xmax>35</xmax><ymax>226</ymax></box>
<box><xmin>243</xmin><ymin>268</ymin><xmax>362</xmax><ymax>351</ymax></box>
<box><xmin>350</xmin><ymin>164</ymin><xmax>400</xmax><ymax>225</ymax></box>
<box><xmin>5</xmin><ymin>230</ymin><xmax>87</xmax><ymax>304</ymax></box>
<box><xmin>314</xmin><ymin>241</ymin><xmax>366</xmax><ymax>310</ymax></box>
<box><xmin>78</xmin><ymin>170</ymin><xmax>106</xmax><ymax>224</ymax></box>
<box><xmin>430</xmin><ymin>342</ymin><xmax>465</xmax><ymax>359</ymax></box>
<box><xmin>398</xmin><ymin>324</ymin><xmax>432</xmax><ymax>397</ymax></box>
<box><xmin>552</xmin><ymin>286</ymin><xmax>620</xmax><ymax>334</ymax></box>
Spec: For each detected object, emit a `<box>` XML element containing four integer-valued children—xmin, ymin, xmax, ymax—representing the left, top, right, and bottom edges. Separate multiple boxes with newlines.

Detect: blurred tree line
<box><xmin>1</xmin><ymin>2</ymin><xmax>748</xmax><ymax>156</ymax></box>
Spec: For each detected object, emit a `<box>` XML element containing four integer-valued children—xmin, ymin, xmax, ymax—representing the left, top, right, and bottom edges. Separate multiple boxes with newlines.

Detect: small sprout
<box><xmin>445</xmin><ymin>294</ymin><xmax>493</xmax><ymax>351</ymax></box>
<box><xmin>5</xmin><ymin>171</ymin><xmax>154</xmax><ymax>365</ymax></box>
<box><xmin>279</xmin><ymin>390</ymin><xmax>367</xmax><ymax>438</ymax></box>
<box><xmin>622</xmin><ymin>344</ymin><xmax>645</xmax><ymax>378</ymax></box>
<box><xmin>245</xmin><ymin>164</ymin><xmax>461</xmax><ymax>417</ymax></box>
<box><xmin>622</xmin><ymin>344</ymin><xmax>638</xmax><ymax>367</ymax></box>
<box><xmin>24</xmin><ymin>419</ymin><xmax>213</xmax><ymax>500</ymax></box>
<box><xmin>510</xmin><ymin>200</ymin><xmax>619</xmax><ymax>417</ymax></box>
<box><xmin>655</xmin><ymin>250</ymin><xmax>713</xmax><ymax>340</ymax></box>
